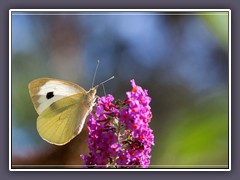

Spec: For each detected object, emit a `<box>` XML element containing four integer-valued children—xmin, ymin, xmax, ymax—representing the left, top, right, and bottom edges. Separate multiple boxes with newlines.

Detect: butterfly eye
<box><xmin>46</xmin><ymin>91</ymin><xmax>54</xmax><ymax>99</ymax></box>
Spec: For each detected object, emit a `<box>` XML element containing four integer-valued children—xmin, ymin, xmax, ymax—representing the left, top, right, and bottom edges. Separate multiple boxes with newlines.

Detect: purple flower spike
<box><xmin>81</xmin><ymin>79</ymin><xmax>154</xmax><ymax>168</ymax></box>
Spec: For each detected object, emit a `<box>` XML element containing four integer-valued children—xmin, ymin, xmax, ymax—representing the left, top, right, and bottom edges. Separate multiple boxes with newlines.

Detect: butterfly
<box><xmin>28</xmin><ymin>76</ymin><xmax>114</xmax><ymax>146</ymax></box>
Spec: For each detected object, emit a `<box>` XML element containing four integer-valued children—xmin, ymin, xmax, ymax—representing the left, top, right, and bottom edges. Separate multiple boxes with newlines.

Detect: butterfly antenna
<box><xmin>98</xmin><ymin>76</ymin><xmax>115</xmax><ymax>86</ymax></box>
<box><xmin>92</xmin><ymin>60</ymin><xmax>100</xmax><ymax>88</ymax></box>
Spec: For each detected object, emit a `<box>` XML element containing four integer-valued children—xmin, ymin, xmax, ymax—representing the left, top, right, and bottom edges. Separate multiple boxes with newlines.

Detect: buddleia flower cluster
<box><xmin>80</xmin><ymin>79</ymin><xmax>154</xmax><ymax>168</ymax></box>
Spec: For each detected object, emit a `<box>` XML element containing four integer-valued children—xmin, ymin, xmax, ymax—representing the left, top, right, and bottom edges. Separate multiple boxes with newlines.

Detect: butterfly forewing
<box><xmin>28</xmin><ymin>78</ymin><xmax>86</xmax><ymax>114</ymax></box>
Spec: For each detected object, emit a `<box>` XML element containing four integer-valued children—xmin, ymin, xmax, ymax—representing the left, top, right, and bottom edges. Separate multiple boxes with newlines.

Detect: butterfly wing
<box><xmin>37</xmin><ymin>93</ymin><xmax>92</xmax><ymax>145</ymax></box>
<box><xmin>28</xmin><ymin>78</ymin><xmax>86</xmax><ymax>114</ymax></box>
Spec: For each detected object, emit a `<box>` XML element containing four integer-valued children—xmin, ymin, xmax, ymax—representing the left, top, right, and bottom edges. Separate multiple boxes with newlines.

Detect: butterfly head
<box><xmin>87</xmin><ymin>85</ymin><xmax>98</xmax><ymax>102</ymax></box>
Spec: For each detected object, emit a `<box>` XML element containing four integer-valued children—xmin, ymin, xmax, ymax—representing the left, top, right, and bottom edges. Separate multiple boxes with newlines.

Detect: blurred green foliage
<box><xmin>200</xmin><ymin>12</ymin><xmax>229</xmax><ymax>50</ymax></box>
<box><xmin>153</xmin><ymin>91</ymin><xmax>228</xmax><ymax>167</ymax></box>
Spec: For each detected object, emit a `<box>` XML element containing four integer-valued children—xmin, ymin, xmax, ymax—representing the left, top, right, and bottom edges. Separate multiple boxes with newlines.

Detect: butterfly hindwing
<box><xmin>37</xmin><ymin>93</ymin><xmax>92</xmax><ymax>145</ymax></box>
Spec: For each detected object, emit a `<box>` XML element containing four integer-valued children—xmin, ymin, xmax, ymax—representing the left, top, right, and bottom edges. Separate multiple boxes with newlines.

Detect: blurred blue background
<box><xmin>11</xmin><ymin>11</ymin><xmax>229</xmax><ymax>168</ymax></box>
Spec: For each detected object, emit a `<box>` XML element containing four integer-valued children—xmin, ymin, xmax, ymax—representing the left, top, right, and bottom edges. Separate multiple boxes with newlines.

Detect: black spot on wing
<box><xmin>46</xmin><ymin>91</ymin><xmax>54</xmax><ymax>99</ymax></box>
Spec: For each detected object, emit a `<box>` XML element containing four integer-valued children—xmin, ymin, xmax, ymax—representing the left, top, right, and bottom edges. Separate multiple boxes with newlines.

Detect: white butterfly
<box><xmin>29</xmin><ymin>78</ymin><xmax>98</xmax><ymax>145</ymax></box>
